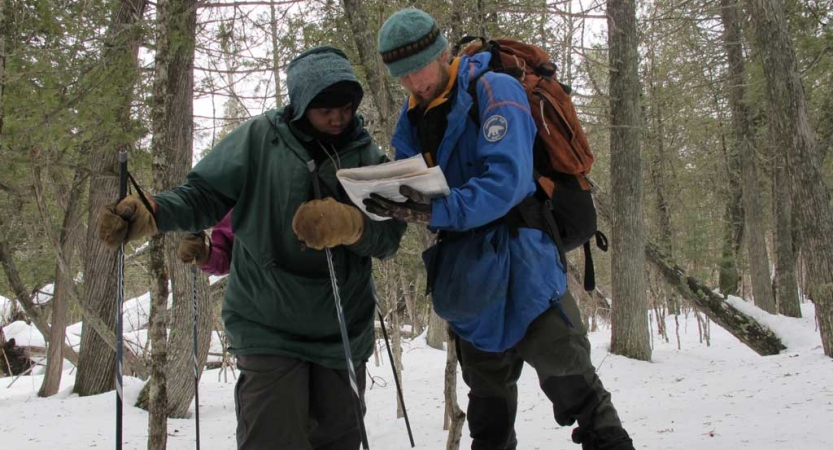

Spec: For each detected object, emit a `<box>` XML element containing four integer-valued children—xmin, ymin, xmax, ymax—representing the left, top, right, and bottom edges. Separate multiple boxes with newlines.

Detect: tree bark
<box><xmin>74</xmin><ymin>0</ymin><xmax>148</xmax><ymax>397</ymax></box>
<box><xmin>137</xmin><ymin>0</ymin><xmax>210</xmax><ymax>427</ymax></box>
<box><xmin>145</xmin><ymin>236</ymin><xmax>169</xmax><ymax>450</ymax></box>
<box><xmin>773</xmin><ymin>151</ymin><xmax>801</xmax><ymax>317</ymax></box>
<box><xmin>0</xmin><ymin>219</ymin><xmax>79</xmax><ymax>367</ymax></box>
<box><xmin>0</xmin><ymin>0</ymin><xmax>5</xmax><ymax>140</ymax></box>
<box><xmin>595</xmin><ymin>192</ymin><xmax>786</xmax><ymax>355</ymax></box>
<box><xmin>443</xmin><ymin>328</ymin><xmax>465</xmax><ymax>450</ymax></box>
<box><xmin>746</xmin><ymin>0</ymin><xmax>833</xmax><ymax>356</ymax></box>
<box><xmin>38</xmin><ymin>168</ymin><xmax>85</xmax><ymax>397</ymax></box>
<box><xmin>340</xmin><ymin>0</ymin><xmax>400</xmax><ymax>148</ymax></box>
<box><xmin>269</xmin><ymin>0</ymin><xmax>283</xmax><ymax>108</ymax></box>
<box><xmin>448</xmin><ymin>0</ymin><xmax>465</xmax><ymax>46</ymax></box>
<box><xmin>426</xmin><ymin>307</ymin><xmax>446</xmax><ymax>350</ymax></box>
<box><xmin>391</xmin><ymin>278</ymin><xmax>404</xmax><ymax>419</ymax></box>
<box><xmin>718</xmin><ymin>125</ymin><xmax>744</xmax><ymax>297</ymax></box>
<box><xmin>607</xmin><ymin>0</ymin><xmax>651</xmax><ymax>361</ymax></box>
<box><xmin>721</xmin><ymin>0</ymin><xmax>776</xmax><ymax>314</ymax></box>
<box><xmin>646</xmin><ymin>41</ymin><xmax>683</xmax><ymax>314</ymax></box>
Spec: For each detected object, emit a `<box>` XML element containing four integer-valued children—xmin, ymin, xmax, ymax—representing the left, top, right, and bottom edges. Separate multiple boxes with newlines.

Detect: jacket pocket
<box><xmin>423</xmin><ymin>226</ymin><xmax>510</xmax><ymax>322</ymax></box>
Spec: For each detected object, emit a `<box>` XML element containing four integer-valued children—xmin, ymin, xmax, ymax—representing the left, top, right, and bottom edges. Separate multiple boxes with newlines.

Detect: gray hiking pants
<box><xmin>234</xmin><ymin>354</ymin><xmax>366</xmax><ymax>450</ymax></box>
<box><xmin>457</xmin><ymin>291</ymin><xmax>632</xmax><ymax>450</ymax></box>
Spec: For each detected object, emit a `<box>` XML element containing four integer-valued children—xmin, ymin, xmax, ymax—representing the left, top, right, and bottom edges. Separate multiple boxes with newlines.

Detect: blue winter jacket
<box><xmin>392</xmin><ymin>53</ymin><xmax>568</xmax><ymax>352</ymax></box>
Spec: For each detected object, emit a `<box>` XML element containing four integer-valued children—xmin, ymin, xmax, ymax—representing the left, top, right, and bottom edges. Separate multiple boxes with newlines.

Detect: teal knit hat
<box><xmin>378</xmin><ymin>8</ymin><xmax>449</xmax><ymax>78</ymax></box>
<box><xmin>286</xmin><ymin>46</ymin><xmax>363</xmax><ymax>122</ymax></box>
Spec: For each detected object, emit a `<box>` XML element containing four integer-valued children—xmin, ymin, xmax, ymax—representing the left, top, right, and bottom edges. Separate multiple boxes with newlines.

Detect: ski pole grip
<box><xmin>118</xmin><ymin>149</ymin><xmax>128</xmax><ymax>201</ymax></box>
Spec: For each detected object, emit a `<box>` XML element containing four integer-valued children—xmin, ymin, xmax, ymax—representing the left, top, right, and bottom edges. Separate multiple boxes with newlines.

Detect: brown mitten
<box><xmin>178</xmin><ymin>233</ymin><xmax>210</xmax><ymax>265</ymax></box>
<box><xmin>292</xmin><ymin>198</ymin><xmax>365</xmax><ymax>250</ymax></box>
<box><xmin>97</xmin><ymin>195</ymin><xmax>158</xmax><ymax>250</ymax></box>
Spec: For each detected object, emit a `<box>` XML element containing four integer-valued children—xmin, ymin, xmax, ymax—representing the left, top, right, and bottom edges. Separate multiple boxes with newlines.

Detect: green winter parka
<box><xmin>153</xmin><ymin>108</ymin><xmax>407</xmax><ymax>369</ymax></box>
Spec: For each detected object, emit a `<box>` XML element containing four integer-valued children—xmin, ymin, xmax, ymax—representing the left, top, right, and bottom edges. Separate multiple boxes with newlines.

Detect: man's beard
<box><xmin>414</xmin><ymin>66</ymin><xmax>451</xmax><ymax>107</ymax></box>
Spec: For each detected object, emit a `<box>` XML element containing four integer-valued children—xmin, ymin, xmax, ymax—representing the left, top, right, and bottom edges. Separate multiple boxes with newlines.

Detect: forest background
<box><xmin>1</xmin><ymin>0</ymin><xmax>831</xmax><ymax>448</ymax></box>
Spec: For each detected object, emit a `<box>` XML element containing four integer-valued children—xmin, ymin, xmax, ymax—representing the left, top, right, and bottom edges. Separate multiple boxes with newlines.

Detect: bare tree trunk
<box><xmin>448</xmin><ymin>0</ymin><xmax>465</xmax><ymax>47</ymax></box>
<box><xmin>75</xmin><ymin>0</ymin><xmax>148</xmax><ymax>397</ymax></box>
<box><xmin>0</xmin><ymin>220</ymin><xmax>79</xmax><ymax>367</ymax></box>
<box><xmin>607</xmin><ymin>0</ymin><xmax>650</xmax><ymax>361</ymax></box>
<box><xmin>595</xmin><ymin>192</ymin><xmax>786</xmax><ymax>355</ymax></box>
<box><xmin>444</xmin><ymin>328</ymin><xmax>465</xmax><ymax>450</ymax></box>
<box><xmin>426</xmin><ymin>307</ymin><xmax>446</xmax><ymax>350</ymax></box>
<box><xmin>136</xmin><ymin>0</ymin><xmax>209</xmax><ymax>428</ymax></box>
<box><xmin>773</xmin><ymin>152</ymin><xmax>801</xmax><ymax>317</ymax></box>
<box><xmin>340</xmin><ymin>0</ymin><xmax>399</xmax><ymax>147</ymax></box>
<box><xmin>718</xmin><ymin>126</ymin><xmax>744</xmax><ymax>297</ymax></box>
<box><xmin>38</xmin><ymin>169</ymin><xmax>85</xmax><ymax>397</ymax></box>
<box><xmin>721</xmin><ymin>0</ymin><xmax>776</xmax><ymax>314</ymax></box>
<box><xmin>746</xmin><ymin>0</ymin><xmax>833</xmax><ymax>356</ymax></box>
<box><xmin>391</xmin><ymin>281</ymin><xmax>404</xmax><ymax>418</ymax></box>
<box><xmin>646</xmin><ymin>45</ymin><xmax>683</xmax><ymax>315</ymax></box>
<box><xmin>269</xmin><ymin>0</ymin><xmax>283</xmax><ymax>108</ymax></box>
<box><xmin>0</xmin><ymin>0</ymin><xmax>5</xmax><ymax>141</ymax></box>
<box><xmin>1</xmin><ymin>218</ymin><xmax>149</xmax><ymax>378</ymax></box>
<box><xmin>475</xmin><ymin>0</ymin><xmax>489</xmax><ymax>36</ymax></box>
<box><xmin>146</xmin><ymin>236</ymin><xmax>169</xmax><ymax>450</ymax></box>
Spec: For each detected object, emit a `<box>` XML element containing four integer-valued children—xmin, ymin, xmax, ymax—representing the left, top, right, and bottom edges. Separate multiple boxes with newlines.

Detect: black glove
<box><xmin>363</xmin><ymin>185</ymin><xmax>432</xmax><ymax>225</ymax></box>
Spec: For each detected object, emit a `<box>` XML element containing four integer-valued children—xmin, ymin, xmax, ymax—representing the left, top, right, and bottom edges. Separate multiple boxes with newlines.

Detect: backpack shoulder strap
<box><xmin>467</xmin><ymin>72</ymin><xmax>485</xmax><ymax>128</ymax></box>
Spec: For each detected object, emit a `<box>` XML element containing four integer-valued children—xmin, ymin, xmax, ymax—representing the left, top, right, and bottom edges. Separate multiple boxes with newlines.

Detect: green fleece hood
<box><xmin>286</xmin><ymin>46</ymin><xmax>364</xmax><ymax>122</ymax></box>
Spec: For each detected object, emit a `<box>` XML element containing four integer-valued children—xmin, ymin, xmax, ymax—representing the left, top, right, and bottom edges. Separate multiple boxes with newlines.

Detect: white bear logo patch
<box><xmin>483</xmin><ymin>115</ymin><xmax>508</xmax><ymax>142</ymax></box>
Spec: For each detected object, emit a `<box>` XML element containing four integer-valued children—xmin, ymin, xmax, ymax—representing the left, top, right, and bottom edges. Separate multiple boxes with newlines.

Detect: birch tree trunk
<box><xmin>607</xmin><ymin>0</ymin><xmax>650</xmax><ymax>361</ymax></box>
<box><xmin>746</xmin><ymin>0</ymin><xmax>833</xmax><ymax>356</ymax></box>
<box><xmin>721</xmin><ymin>0</ymin><xmax>776</xmax><ymax>314</ymax></box>
<box><xmin>74</xmin><ymin>0</ymin><xmax>148</xmax><ymax>397</ymax></box>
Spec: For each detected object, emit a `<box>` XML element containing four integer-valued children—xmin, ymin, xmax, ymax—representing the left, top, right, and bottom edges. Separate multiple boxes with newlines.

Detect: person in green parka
<box><xmin>97</xmin><ymin>46</ymin><xmax>407</xmax><ymax>450</ymax></box>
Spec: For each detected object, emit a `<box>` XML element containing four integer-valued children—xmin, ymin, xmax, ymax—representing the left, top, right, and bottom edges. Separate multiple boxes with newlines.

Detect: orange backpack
<box><xmin>455</xmin><ymin>37</ymin><xmax>606</xmax><ymax>291</ymax></box>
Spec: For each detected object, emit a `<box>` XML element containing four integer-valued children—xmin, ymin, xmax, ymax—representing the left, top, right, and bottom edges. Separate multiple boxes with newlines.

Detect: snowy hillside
<box><xmin>1</xmin><ymin>302</ymin><xmax>831</xmax><ymax>449</ymax></box>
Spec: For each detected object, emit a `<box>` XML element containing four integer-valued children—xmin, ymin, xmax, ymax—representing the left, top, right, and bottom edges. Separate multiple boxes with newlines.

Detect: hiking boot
<box><xmin>572</xmin><ymin>426</ymin><xmax>635</xmax><ymax>450</ymax></box>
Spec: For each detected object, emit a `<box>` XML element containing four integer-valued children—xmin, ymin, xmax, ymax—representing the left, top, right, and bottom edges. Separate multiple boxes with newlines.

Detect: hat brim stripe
<box><xmin>380</xmin><ymin>25</ymin><xmax>441</xmax><ymax>64</ymax></box>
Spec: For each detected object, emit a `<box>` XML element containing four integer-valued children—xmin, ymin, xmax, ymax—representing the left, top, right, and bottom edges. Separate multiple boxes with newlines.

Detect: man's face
<box><xmin>305</xmin><ymin>103</ymin><xmax>353</xmax><ymax>136</ymax></box>
<box><xmin>399</xmin><ymin>57</ymin><xmax>449</xmax><ymax>107</ymax></box>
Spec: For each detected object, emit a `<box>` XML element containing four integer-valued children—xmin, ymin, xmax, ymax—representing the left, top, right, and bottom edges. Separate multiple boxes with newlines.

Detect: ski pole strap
<box><xmin>127</xmin><ymin>172</ymin><xmax>156</xmax><ymax>216</ymax></box>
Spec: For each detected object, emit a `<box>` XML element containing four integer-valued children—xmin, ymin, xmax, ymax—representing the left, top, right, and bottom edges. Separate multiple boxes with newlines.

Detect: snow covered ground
<box><xmin>2</xmin><ymin>301</ymin><xmax>831</xmax><ymax>449</ymax></box>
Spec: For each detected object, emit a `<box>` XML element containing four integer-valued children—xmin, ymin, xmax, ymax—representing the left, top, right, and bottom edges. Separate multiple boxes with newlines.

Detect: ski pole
<box><xmin>372</xmin><ymin>282</ymin><xmax>415</xmax><ymax>448</ymax></box>
<box><xmin>190</xmin><ymin>261</ymin><xmax>201</xmax><ymax>450</ymax></box>
<box><xmin>307</xmin><ymin>160</ymin><xmax>370</xmax><ymax>449</ymax></box>
<box><xmin>115</xmin><ymin>148</ymin><xmax>127</xmax><ymax>450</ymax></box>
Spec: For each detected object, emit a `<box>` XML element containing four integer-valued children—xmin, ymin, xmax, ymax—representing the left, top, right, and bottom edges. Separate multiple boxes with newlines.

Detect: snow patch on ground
<box><xmin>2</xmin><ymin>298</ymin><xmax>831</xmax><ymax>449</ymax></box>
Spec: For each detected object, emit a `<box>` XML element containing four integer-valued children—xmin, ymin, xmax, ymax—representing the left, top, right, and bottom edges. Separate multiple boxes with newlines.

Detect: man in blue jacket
<box><xmin>367</xmin><ymin>8</ymin><xmax>635</xmax><ymax>450</ymax></box>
